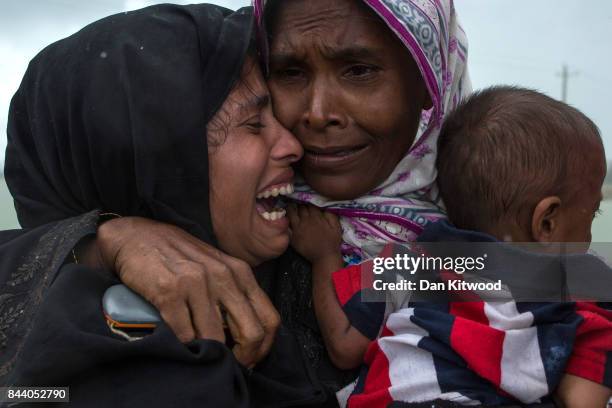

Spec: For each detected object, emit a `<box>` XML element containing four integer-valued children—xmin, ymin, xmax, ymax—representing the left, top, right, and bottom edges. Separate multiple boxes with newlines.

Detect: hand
<box><xmin>288</xmin><ymin>204</ymin><xmax>343</xmax><ymax>263</ymax></box>
<box><xmin>94</xmin><ymin>216</ymin><xmax>280</xmax><ymax>368</ymax></box>
<box><xmin>554</xmin><ymin>374</ymin><xmax>611</xmax><ymax>408</ymax></box>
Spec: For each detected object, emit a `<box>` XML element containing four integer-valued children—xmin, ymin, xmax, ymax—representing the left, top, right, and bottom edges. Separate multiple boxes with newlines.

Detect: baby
<box><xmin>289</xmin><ymin>86</ymin><xmax>611</xmax><ymax>407</ymax></box>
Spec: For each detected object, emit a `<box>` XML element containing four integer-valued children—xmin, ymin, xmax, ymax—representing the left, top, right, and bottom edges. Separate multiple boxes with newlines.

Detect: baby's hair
<box><xmin>437</xmin><ymin>85</ymin><xmax>603</xmax><ymax>233</ymax></box>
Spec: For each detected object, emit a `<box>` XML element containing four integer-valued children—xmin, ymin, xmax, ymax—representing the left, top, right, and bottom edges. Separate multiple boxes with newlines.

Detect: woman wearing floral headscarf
<box><xmin>256</xmin><ymin>0</ymin><xmax>470</xmax><ymax>264</ymax></box>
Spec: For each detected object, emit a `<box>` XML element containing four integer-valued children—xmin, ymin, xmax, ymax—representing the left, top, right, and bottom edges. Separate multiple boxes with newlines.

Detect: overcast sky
<box><xmin>1</xmin><ymin>0</ymin><xmax>611</xmax><ymax>169</ymax></box>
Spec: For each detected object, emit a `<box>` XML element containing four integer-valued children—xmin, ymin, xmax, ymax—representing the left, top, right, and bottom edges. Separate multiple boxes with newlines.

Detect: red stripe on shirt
<box><xmin>450</xmin><ymin>302</ymin><xmax>505</xmax><ymax>388</ymax></box>
<box><xmin>347</xmin><ymin>337</ymin><xmax>393</xmax><ymax>408</ymax></box>
<box><xmin>565</xmin><ymin>302</ymin><xmax>612</xmax><ymax>385</ymax></box>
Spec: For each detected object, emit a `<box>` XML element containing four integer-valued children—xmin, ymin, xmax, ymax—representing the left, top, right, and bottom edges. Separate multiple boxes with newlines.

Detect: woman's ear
<box><xmin>531</xmin><ymin>196</ymin><xmax>562</xmax><ymax>242</ymax></box>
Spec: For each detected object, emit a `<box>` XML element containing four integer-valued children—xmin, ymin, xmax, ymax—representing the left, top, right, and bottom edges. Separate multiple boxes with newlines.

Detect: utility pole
<box><xmin>557</xmin><ymin>64</ymin><xmax>579</xmax><ymax>103</ymax></box>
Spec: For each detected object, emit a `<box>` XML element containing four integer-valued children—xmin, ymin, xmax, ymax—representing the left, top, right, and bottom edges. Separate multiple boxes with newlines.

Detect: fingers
<box><xmin>218</xmin><ymin>283</ymin><xmax>265</xmax><ymax>367</ymax></box>
<box><xmin>288</xmin><ymin>203</ymin><xmax>300</xmax><ymax>230</ymax></box>
<box><xmin>247</xmin><ymin>291</ymin><xmax>280</xmax><ymax>364</ymax></box>
<box><xmin>187</xmin><ymin>287</ymin><xmax>226</xmax><ymax>343</ymax></box>
<box><xmin>294</xmin><ymin>204</ymin><xmax>341</xmax><ymax>231</ymax></box>
<box><xmin>120</xmin><ymin>252</ymin><xmax>197</xmax><ymax>343</ymax></box>
<box><xmin>159</xmin><ymin>300</ymin><xmax>196</xmax><ymax>343</ymax></box>
<box><xmin>110</xmin><ymin>218</ymin><xmax>278</xmax><ymax>367</ymax></box>
<box><xmin>173</xmin><ymin>256</ymin><xmax>233</xmax><ymax>344</ymax></box>
<box><xmin>298</xmin><ymin>203</ymin><xmax>310</xmax><ymax>220</ymax></box>
<box><xmin>219</xmin><ymin>257</ymin><xmax>280</xmax><ymax>366</ymax></box>
<box><xmin>323</xmin><ymin>210</ymin><xmax>342</xmax><ymax>231</ymax></box>
<box><xmin>225</xmin><ymin>257</ymin><xmax>280</xmax><ymax>364</ymax></box>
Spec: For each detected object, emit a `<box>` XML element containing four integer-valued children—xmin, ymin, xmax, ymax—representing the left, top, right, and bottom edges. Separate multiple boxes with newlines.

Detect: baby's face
<box><xmin>555</xmin><ymin>146</ymin><xmax>606</xmax><ymax>244</ymax></box>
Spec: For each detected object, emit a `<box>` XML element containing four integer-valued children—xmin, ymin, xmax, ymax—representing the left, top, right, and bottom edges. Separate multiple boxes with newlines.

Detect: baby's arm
<box><xmin>288</xmin><ymin>204</ymin><xmax>370</xmax><ymax>369</ymax></box>
<box><xmin>555</xmin><ymin>303</ymin><xmax>612</xmax><ymax>407</ymax></box>
<box><xmin>555</xmin><ymin>374</ymin><xmax>611</xmax><ymax>408</ymax></box>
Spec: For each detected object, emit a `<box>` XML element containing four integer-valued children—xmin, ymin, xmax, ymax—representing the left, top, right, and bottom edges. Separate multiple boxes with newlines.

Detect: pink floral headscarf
<box><xmin>254</xmin><ymin>0</ymin><xmax>471</xmax><ymax>263</ymax></box>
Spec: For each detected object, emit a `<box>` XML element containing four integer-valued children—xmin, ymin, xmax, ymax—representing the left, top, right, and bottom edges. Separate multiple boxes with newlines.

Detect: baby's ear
<box><xmin>531</xmin><ymin>196</ymin><xmax>562</xmax><ymax>242</ymax></box>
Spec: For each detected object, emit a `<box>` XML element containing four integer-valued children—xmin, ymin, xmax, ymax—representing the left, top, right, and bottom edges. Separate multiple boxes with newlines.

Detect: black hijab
<box><xmin>4</xmin><ymin>3</ymin><xmax>253</xmax><ymax>244</ymax></box>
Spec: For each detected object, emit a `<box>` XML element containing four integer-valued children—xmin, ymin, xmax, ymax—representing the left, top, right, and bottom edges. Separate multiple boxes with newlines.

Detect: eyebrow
<box><xmin>239</xmin><ymin>94</ymin><xmax>270</xmax><ymax>113</ymax></box>
<box><xmin>270</xmin><ymin>45</ymin><xmax>383</xmax><ymax>65</ymax></box>
<box><xmin>269</xmin><ymin>52</ymin><xmax>301</xmax><ymax>67</ymax></box>
<box><xmin>321</xmin><ymin>45</ymin><xmax>383</xmax><ymax>62</ymax></box>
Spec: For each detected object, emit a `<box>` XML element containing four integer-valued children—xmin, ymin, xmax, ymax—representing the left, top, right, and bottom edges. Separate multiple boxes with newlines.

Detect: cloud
<box><xmin>0</xmin><ymin>41</ymin><xmax>33</xmax><ymax>167</ymax></box>
<box><xmin>123</xmin><ymin>0</ymin><xmax>160</xmax><ymax>12</ymax></box>
<box><xmin>123</xmin><ymin>0</ymin><xmax>249</xmax><ymax>12</ymax></box>
<box><xmin>124</xmin><ymin>0</ymin><xmax>148</xmax><ymax>10</ymax></box>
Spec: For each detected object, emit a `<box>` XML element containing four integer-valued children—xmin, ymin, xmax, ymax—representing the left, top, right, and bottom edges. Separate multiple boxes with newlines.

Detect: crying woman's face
<box><xmin>267</xmin><ymin>0</ymin><xmax>431</xmax><ymax>200</ymax></box>
<box><xmin>207</xmin><ymin>59</ymin><xmax>303</xmax><ymax>266</ymax></box>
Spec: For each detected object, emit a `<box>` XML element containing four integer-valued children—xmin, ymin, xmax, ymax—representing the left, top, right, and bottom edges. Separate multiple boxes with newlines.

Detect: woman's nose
<box><xmin>301</xmin><ymin>79</ymin><xmax>347</xmax><ymax>131</ymax></box>
<box><xmin>270</xmin><ymin>116</ymin><xmax>303</xmax><ymax>164</ymax></box>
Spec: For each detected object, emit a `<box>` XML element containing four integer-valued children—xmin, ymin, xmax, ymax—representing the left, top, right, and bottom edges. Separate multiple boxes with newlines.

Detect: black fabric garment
<box><xmin>4</xmin><ymin>3</ymin><xmax>251</xmax><ymax>243</ymax></box>
<box><xmin>253</xmin><ymin>252</ymin><xmax>358</xmax><ymax>407</ymax></box>
<box><xmin>0</xmin><ymin>212</ymin><xmax>99</xmax><ymax>381</ymax></box>
<box><xmin>9</xmin><ymin>263</ymin><xmax>250</xmax><ymax>407</ymax></box>
<box><xmin>267</xmin><ymin>249</ymin><xmax>359</xmax><ymax>393</ymax></box>
<box><xmin>0</xmin><ymin>4</ymin><xmax>335</xmax><ymax>407</ymax></box>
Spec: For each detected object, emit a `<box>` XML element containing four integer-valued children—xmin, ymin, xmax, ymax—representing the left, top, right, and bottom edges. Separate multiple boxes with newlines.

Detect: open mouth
<box><xmin>255</xmin><ymin>183</ymin><xmax>294</xmax><ymax>221</ymax></box>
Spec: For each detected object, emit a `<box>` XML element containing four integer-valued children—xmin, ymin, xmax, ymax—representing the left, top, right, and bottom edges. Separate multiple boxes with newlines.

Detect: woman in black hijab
<box><xmin>0</xmin><ymin>4</ymin><xmax>336</xmax><ymax>406</ymax></box>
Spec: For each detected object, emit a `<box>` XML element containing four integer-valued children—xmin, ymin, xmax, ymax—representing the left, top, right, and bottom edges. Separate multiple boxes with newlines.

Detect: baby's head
<box><xmin>437</xmin><ymin>86</ymin><xmax>606</xmax><ymax>243</ymax></box>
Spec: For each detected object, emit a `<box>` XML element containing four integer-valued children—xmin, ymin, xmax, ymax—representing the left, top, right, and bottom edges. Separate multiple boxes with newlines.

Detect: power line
<box><xmin>557</xmin><ymin>64</ymin><xmax>579</xmax><ymax>103</ymax></box>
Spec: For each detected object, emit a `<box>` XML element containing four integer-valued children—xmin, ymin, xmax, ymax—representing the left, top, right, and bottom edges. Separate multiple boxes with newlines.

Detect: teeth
<box><xmin>260</xmin><ymin>208</ymin><xmax>287</xmax><ymax>221</ymax></box>
<box><xmin>256</xmin><ymin>183</ymin><xmax>294</xmax><ymax>200</ymax></box>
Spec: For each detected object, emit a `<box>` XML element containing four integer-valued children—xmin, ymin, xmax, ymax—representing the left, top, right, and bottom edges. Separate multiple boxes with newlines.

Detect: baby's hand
<box><xmin>288</xmin><ymin>204</ymin><xmax>343</xmax><ymax>263</ymax></box>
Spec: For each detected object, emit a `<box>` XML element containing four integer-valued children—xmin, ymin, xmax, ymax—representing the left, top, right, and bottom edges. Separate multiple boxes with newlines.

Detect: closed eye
<box><xmin>248</xmin><ymin>122</ymin><xmax>265</xmax><ymax>130</ymax></box>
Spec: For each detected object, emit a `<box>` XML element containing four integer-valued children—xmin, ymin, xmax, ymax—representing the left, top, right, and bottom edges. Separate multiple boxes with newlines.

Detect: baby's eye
<box><xmin>593</xmin><ymin>208</ymin><xmax>603</xmax><ymax>219</ymax></box>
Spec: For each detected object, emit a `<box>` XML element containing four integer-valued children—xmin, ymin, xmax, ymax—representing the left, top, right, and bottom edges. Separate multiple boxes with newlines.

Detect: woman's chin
<box><xmin>250</xmin><ymin>212</ymin><xmax>291</xmax><ymax>260</ymax></box>
<box><xmin>249</xmin><ymin>234</ymin><xmax>290</xmax><ymax>266</ymax></box>
<box><xmin>263</xmin><ymin>231</ymin><xmax>291</xmax><ymax>257</ymax></box>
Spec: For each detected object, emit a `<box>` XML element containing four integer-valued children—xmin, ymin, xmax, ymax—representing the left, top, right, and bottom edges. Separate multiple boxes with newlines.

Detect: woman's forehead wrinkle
<box><xmin>288</xmin><ymin>10</ymin><xmax>345</xmax><ymax>35</ymax></box>
<box><xmin>271</xmin><ymin>29</ymin><xmax>347</xmax><ymax>64</ymax></box>
<box><xmin>273</xmin><ymin>2</ymin><xmax>389</xmax><ymax>62</ymax></box>
<box><xmin>279</xmin><ymin>0</ymin><xmax>349</xmax><ymax>32</ymax></box>
<box><xmin>275</xmin><ymin>0</ymin><xmax>351</xmax><ymax>43</ymax></box>
<box><xmin>272</xmin><ymin>22</ymin><xmax>361</xmax><ymax>62</ymax></box>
